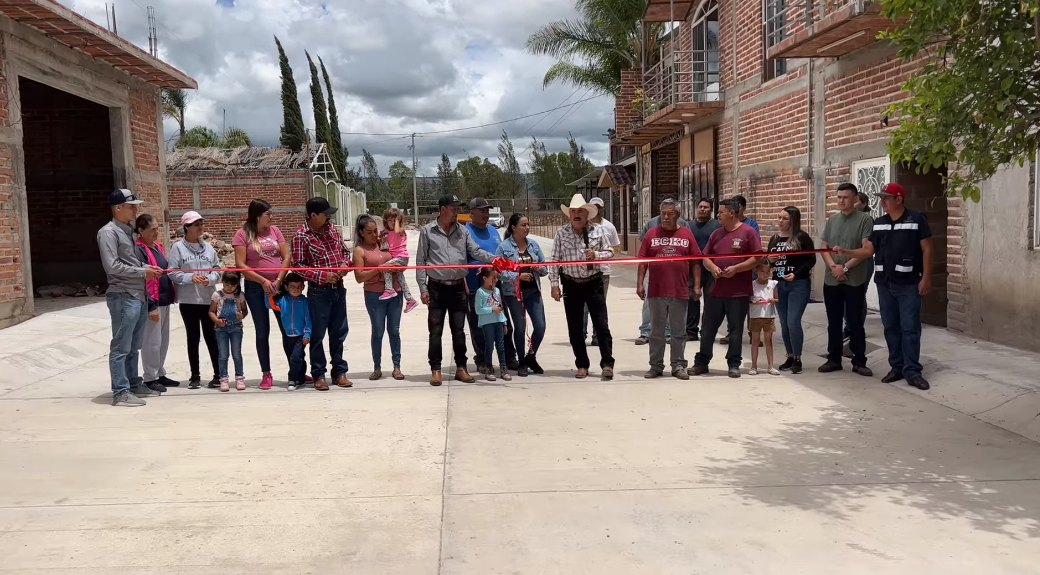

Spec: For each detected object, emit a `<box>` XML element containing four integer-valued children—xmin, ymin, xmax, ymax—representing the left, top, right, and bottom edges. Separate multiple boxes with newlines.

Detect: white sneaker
<box><xmin>287</xmin><ymin>382</ymin><xmax>298</xmax><ymax>391</ymax></box>
<box><xmin>749</xmin><ymin>368</ymin><xmax>759</xmax><ymax>375</ymax></box>
<box><xmin>768</xmin><ymin>368</ymin><xmax>781</xmax><ymax>376</ymax></box>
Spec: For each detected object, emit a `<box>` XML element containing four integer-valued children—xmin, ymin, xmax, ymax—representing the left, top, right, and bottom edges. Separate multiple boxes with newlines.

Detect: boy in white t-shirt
<box><xmin>749</xmin><ymin>262</ymin><xmax>780</xmax><ymax>375</ymax></box>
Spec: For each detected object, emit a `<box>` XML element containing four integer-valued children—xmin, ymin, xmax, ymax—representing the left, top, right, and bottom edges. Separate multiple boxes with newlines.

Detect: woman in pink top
<box><xmin>353</xmin><ymin>214</ymin><xmax>405</xmax><ymax>381</ymax></box>
<box><xmin>233</xmin><ymin>199</ymin><xmax>291</xmax><ymax>389</ymax></box>
<box><xmin>379</xmin><ymin>207</ymin><xmax>417</xmax><ymax>313</ymax></box>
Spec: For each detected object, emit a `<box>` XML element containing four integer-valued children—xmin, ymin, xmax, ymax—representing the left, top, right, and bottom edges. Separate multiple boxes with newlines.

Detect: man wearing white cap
<box><xmin>549</xmin><ymin>194</ymin><xmax>616</xmax><ymax>380</ymax></box>
<box><xmin>98</xmin><ymin>189</ymin><xmax>163</xmax><ymax>406</ymax></box>
<box><xmin>582</xmin><ymin>196</ymin><xmax>620</xmax><ymax>346</ymax></box>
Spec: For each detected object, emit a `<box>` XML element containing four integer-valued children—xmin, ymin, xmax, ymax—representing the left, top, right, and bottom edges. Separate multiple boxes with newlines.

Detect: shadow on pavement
<box><xmin>697</xmin><ymin>383</ymin><xmax>1040</xmax><ymax>540</ymax></box>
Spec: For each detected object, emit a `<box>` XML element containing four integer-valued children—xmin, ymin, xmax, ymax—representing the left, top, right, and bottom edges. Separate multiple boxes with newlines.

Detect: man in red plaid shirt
<box><xmin>291</xmin><ymin>197</ymin><xmax>352</xmax><ymax>391</ymax></box>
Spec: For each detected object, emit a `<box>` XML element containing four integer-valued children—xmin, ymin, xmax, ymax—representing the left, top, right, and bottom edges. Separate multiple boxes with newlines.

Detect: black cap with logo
<box><xmin>108</xmin><ymin>189</ymin><xmax>143</xmax><ymax>206</ymax></box>
<box><xmin>437</xmin><ymin>195</ymin><xmax>464</xmax><ymax>207</ymax></box>
<box><xmin>468</xmin><ymin>197</ymin><xmax>490</xmax><ymax>210</ymax></box>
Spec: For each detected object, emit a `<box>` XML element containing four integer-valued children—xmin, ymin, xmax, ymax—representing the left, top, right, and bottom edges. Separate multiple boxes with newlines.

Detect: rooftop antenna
<box><xmin>147</xmin><ymin>6</ymin><xmax>158</xmax><ymax>56</ymax></box>
<box><xmin>110</xmin><ymin>3</ymin><xmax>118</xmax><ymax>35</ymax></box>
<box><xmin>105</xmin><ymin>3</ymin><xmax>110</xmax><ymax>31</ymax></box>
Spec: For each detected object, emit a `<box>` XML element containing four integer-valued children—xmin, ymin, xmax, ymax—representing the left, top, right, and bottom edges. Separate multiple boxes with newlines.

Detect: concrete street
<box><xmin>2</xmin><ymin>230</ymin><xmax>1039</xmax><ymax>573</ymax></box>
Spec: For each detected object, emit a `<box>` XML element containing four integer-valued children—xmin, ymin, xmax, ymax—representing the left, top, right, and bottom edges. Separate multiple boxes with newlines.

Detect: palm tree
<box><xmin>162</xmin><ymin>88</ymin><xmax>188</xmax><ymax>138</ymax></box>
<box><xmin>525</xmin><ymin>0</ymin><xmax>663</xmax><ymax>97</ymax></box>
<box><xmin>174</xmin><ymin>126</ymin><xmax>219</xmax><ymax>149</ymax></box>
<box><xmin>221</xmin><ymin>127</ymin><xmax>252</xmax><ymax>148</ymax></box>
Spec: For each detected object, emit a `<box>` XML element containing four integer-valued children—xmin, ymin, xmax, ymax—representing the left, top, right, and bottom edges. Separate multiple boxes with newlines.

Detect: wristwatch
<box><xmin>842</xmin><ymin>266</ymin><xmax>849</xmax><ymax>274</ymax></box>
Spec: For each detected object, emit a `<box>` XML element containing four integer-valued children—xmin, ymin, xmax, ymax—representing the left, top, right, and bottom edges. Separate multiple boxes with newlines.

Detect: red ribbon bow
<box><xmin>492</xmin><ymin>257</ymin><xmax>520</xmax><ymax>273</ymax></box>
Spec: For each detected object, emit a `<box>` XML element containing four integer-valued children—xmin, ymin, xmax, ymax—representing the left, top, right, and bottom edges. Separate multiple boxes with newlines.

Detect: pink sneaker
<box><xmin>260</xmin><ymin>372</ymin><xmax>273</xmax><ymax>390</ymax></box>
<box><xmin>378</xmin><ymin>289</ymin><xmax>398</xmax><ymax>301</ymax></box>
<box><xmin>236</xmin><ymin>376</ymin><xmax>246</xmax><ymax>391</ymax></box>
<box><xmin>219</xmin><ymin>377</ymin><xmax>230</xmax><ymax>392</ymax></box>
<box><xmin>404</xmin><ymin>299</ymin><xmax>418</xmax><ymax>313</ymax></box>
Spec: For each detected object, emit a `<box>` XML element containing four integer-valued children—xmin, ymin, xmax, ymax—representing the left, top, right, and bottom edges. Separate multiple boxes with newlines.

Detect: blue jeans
<box><xmin>308</xmin><ymin>284</ymin><xmax>349</xmax><ymax>380</ymax></box>
<box><xmin>107</xmin><ymin>292</ymin><xmax>148</xmax><ymax>393</ymax></box>
<box><xmin>504</xmin><ymin>289</ymin><xmax>546</xmax><ymax>359</ymax></box>
<box><xmin>877</xmin><ymin>280</ymin><xmax>923</xmax><ymax>379</ymax></box>
<box><xmin>244</xmin><ymin>280</ymin><xmax>286</xmax><ymax>373</ymax></box>
<box><xmin>481</xmin><ymin>322</ymin><xmax>507</xmax><ymax>367</ymax></box>
<box><xmin>776</xmin><ymin>279</ymin><xmax>811</xmax><ymax>356</ymax></box>
<box><xmin>364</xmin><ymin>289</ymin><xmax>403</xmax><ymax>370</ymax></box>
<box><xmin>283</xmin><ymin>336</ymin><xmax>307</xmax><ymax>383</ymax></box>
<box><xmin>216</xmin><ymin>326</ymin><xmax>244</xmax><ymax>378</ymax></box>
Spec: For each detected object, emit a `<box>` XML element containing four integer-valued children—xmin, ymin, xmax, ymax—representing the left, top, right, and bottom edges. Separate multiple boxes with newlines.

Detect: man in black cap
<box><xmin>291</xmin><ymin>197</ymin><xmax>353</xmax><ymax>391</ymax></box>
<box><xmin>464</xmin><ymin>197</ymin><xmax>518</xmax><ymax>375</ymax></box>
<box><xmin>416</xmin><ymin>195</ymin><xmax>495</xmax><ymax>386</ymax></box>
<box><xmin>98</xmin><ymin>188</ymin><xmax>164</xmax><ymax>406</ymax></box>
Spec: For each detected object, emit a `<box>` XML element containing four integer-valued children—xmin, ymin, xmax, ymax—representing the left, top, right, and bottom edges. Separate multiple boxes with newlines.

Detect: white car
<box><xmin>488</xmin><ymin>207</ymin><xmax>504</xmax><ymax>228</ymax></box>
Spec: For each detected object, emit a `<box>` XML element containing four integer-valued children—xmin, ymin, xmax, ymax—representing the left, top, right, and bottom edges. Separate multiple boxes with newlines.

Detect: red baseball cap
<box><xmin>879</xmin><ymin>182</ymin><xmax>905</xmax><ymax>198</ymax></box>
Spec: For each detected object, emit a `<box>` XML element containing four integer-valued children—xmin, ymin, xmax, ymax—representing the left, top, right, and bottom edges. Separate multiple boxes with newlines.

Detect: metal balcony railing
<box><xmin>763</xmin><ymin>0</ymin><xmax>863</xmax><ymax>50</ymax></box>
<box><xmin>610</xmin><ymin>145</ymin><xmax>636</xmax><ymax>164</ymax></box>
<box><xmin>640</xmin><ymin>48</ymin><xmax>722</xmax><ymax>119</ymax></box>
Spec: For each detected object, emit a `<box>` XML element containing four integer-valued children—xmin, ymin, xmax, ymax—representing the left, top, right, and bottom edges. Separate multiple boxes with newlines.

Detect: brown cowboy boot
<box><xmin>430</xmin><ymin>370</ymin><xmax>443</xmax><ymax>387</ymax></box>
<box><xmin>454</xmin><ymin>367</ymin><xmax>475</xmax><ymax>383</ymax></box>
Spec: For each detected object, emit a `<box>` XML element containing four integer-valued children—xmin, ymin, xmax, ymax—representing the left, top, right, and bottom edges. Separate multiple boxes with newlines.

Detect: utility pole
<box><xmin>409</xmin><ymin>133</ymin><xmax>419</xmax><ymax>220</ymax></box>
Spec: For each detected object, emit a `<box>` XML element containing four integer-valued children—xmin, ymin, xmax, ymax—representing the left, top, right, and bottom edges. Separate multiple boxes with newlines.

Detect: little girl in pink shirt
<box><xmin>380</xmin><ymin>208</ymin><xmax>417</xmax><ymax>313</ymax></box>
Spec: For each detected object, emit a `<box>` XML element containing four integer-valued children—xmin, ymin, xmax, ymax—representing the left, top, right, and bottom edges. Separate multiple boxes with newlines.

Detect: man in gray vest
<box><xmin>98</xmin><ymin>189</ymin><xmax>163</xmax><ymax>406</ymax></box>
<box><xmin>417</xmin><ymin>195</ymin><xmax>495</xmax><ymax>386</ymax></box>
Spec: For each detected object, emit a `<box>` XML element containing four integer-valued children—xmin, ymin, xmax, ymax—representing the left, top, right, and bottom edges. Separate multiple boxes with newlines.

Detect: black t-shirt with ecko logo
<box><xmin>867</xmin><ymin>209</ymin><xmax>932</xmax><ymax>285</ymax></box>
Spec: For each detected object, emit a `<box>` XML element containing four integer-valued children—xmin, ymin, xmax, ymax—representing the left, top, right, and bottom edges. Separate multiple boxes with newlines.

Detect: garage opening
<box><xmin>20</xmin><ymin>77</ymin><xmax>116</xmax><ymax>294</ymax></box>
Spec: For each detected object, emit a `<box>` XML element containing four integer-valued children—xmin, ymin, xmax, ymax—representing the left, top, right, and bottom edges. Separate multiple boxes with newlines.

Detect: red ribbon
<box><xmin>162</xmin><ymin>248</ymin><xmax>830</xmax><ymax>274</ymax></box>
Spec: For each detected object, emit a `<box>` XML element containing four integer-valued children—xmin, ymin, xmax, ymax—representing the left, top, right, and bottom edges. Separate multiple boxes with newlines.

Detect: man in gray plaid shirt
<box><xmin>549</xmin><ymin>194</ymin><xmax>616</xmax><ymax>380</ymax></box>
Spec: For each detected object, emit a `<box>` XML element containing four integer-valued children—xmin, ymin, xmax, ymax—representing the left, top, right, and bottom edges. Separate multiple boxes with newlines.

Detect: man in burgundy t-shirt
<box><xmin>637</xmin><ymin>199</ymin><xmax>702</xmax><ymax>379</ymax></box>
<box><xmin>693</xmin><ymin>198</ymin><xmax>763</xmax><ymax>378</ymax></box>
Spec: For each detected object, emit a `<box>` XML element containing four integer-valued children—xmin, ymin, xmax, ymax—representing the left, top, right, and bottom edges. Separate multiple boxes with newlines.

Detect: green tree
<box><xmin>361</xmin><ymin>148</ymin><xmax>389</xmax><ymax>201</ymax></box>
<box><xmin>883</xmin><ymin>0</ymin><xmax>1040</xmax><ymax>201</ymax></box>
<box><xmin>456</xmin><ymin>156</ymin><xmax>505</xmax><ymax>199</ymax></box>
<box><xmin>175</xmin><ymin>126</ymin><xmax>220</xmax><ymax>149</ymax></box>
<box><xmin>525</xmin><ymin>0</ymin><xmax>663</xmax><ymax>96</ymax></box>
<box><xmin>341</xmin><ymin>147</ymin><xmax>365</xmax><ymax>190</ymax></box>
<box><xmin>161</xmin><ymin>88</ymin><xmax>188</xmax><ymax>139</ymax></box>
<box><xmin>318</xmin><ymin>57</ymin><xmax>348</xmax><ymax>183</ymax></box>
<box><xmin>497</xmin><ymin>130</ymin><xmax>526</xmax><ymax>204</ymax></box>
<box><xmin>564</xmin><ymin>133</ymin><xmax>595</xmax><ymax>183</ymax></box>
<box><xmin>275</xmin><ymin>36</ymin><xmax>307</xmax><ymax>152</ymax></box>
<box><xmin>305</xmin><ymin>52</ymin><xmax>332</xmax><ymax>151</ymax></box>
<box><xmin>221</xmin><ymin>126</ymin><xmax>252</xmax><ymax>148</ymax></box>
<box><xmin>436</xmin><ymin>153</ymin><xmax>460</xmax><ymax>196</ymax></box>
<box><xmin>529</xmin><ymin>137</ymin><xmax>567</xmax><ymax>198</ymax></box>
<box><xmin>387</xmin><ymin>160</ymin><xmax>414</xmax><ymax>203</ymax></box>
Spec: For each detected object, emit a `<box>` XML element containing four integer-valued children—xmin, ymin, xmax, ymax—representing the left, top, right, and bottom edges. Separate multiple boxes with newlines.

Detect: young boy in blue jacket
<box><xmin>268</xmin><ymin>273</ymin><xmax>311</xmax><ymax>390</ymax></box>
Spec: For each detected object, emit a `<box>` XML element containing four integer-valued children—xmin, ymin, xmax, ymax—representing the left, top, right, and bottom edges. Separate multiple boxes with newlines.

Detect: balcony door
<box><xmin>690</xmin><ymin>1</ymin><xmax>720</xmax><ymax>102</ymax></box>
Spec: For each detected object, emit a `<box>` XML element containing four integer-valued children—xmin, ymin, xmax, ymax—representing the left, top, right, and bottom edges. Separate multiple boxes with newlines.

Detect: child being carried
<box><xmin>378</xmin><ymin>207</ymin><xmax>418</xmax><ymax>313</ymax></box>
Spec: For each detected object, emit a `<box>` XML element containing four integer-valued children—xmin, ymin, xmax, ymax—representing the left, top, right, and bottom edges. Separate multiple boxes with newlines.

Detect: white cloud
<box><xmin>61</xmin><ymin>0</ymin><xmax>614</xmax><ymax>174</ymax></box>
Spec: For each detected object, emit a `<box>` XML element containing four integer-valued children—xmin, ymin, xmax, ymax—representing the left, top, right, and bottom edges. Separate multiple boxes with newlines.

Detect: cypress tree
<box><xmin>275</xmin><ymin>36</ymin><xmax>306</xmax><ymax>152</ymax></box>
<box><xmin>318</xmin><ymin>56</ymin><xmax>348</xmax><ymax>183</ymax></box>
<box><xmin>306</xmin><ymin>52</ymin><xmax>332</xmax><ymax>153</ymax></box>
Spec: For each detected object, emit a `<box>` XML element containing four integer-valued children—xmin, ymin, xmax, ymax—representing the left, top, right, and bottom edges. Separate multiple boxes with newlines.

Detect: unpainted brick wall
<box><xmin>738</xmin><ymin>89</ymin><xmax>809</xmax><ymax>166</ymax></box>
<box><xmin>824</xmin><ymin>52</ymin><xmax>926</xmax><ymax>149</ymax></box>
<box><xmin>166</xmin><ymin>170</ymin><xmax>309</xmax><ymax>243</ymax></box>
<box><xmin>0</xmin><ymin>34</ymin><xmax>24</xmax><ymax>304</ymax></box>
<box><xmin>20</xmin><ymin>78</ymin><xmax>115</xmax><ymax>287</ymax></box>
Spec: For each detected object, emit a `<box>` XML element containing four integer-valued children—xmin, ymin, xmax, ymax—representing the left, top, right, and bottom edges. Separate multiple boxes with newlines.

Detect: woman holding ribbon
<box><xmin>352</xmin><ymin>214</ymin><xmax>405</xmax><ymax>381</ymax></box>
<box><xmin>134</xmin><ymin>214</ymin><xmax>178</xmax><ymax>392</ymax></box>
<box><xmin>168</xmin><ymin>211</ymin><xmax>222</xmax><ymax>389</ymax></box>
<box><xmin>495</xmin><ymin>213</ymin><xmax>548</xmax><ymax>376</ymax></box>
<box><xmin>232</xmin><ymin>199</ymin><xmax>291</xmax><ymax>390</ymax></box>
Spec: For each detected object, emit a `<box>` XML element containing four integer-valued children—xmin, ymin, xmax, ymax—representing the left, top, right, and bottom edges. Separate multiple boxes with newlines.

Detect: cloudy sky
<box><xmin>62</xmin><ymin>0</ymin><xmax>614</xmax><ymax>176</ymax></box>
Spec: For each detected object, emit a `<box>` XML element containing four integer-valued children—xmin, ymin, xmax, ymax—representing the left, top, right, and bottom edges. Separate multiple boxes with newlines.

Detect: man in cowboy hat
<box><xmin>549</xmin><ymin>193</ymin><xmax>616</xmax><ymax>380</ymax></box>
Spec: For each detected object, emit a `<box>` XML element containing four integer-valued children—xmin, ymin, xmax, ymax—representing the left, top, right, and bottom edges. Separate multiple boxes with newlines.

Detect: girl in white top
<box><xmin>749</xmin><ymin>262</ymin><xmax>780</xmax><ymax>375</ymax></box>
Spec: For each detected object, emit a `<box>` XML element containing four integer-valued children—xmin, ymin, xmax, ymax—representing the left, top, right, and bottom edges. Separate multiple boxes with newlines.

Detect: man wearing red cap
<box><xmin>835</xmin><ymin>182</ymin><xmax>934</xmax><ymax>391</ymax></box>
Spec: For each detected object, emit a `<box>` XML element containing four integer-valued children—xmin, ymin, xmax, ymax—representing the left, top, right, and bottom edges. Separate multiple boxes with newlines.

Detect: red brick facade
<box><xmin>166</xmin><ymin>171</ymin><xmax>310</xmax><ymax>243</ymax></box>
<box><xmin>617</xmin><ymin>0</ymin><xmax>970</xmax><ymax>332</ymax></box>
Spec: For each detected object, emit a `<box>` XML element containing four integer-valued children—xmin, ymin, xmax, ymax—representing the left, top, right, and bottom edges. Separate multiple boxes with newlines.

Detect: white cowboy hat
<box><xmin>560</xmin><ymin>193</ymin><xmax>597</xmax><ymax>220</ymax></box>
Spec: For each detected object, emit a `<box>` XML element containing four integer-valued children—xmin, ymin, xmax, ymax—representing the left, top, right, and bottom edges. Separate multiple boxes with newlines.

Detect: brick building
<box><xmin>608</xmin><ymin>0</ymin><xmax>1040</xmax><ymax>352</ymax></box>
<box><xmin>165</xmin><ymin>146</ymin><xmax>312</xmax><ymax>244</ymax></box>
<box><xmin>0</xmin><ymin>0</ymin><xmax>195</xmax><ymax>329</ymax></box>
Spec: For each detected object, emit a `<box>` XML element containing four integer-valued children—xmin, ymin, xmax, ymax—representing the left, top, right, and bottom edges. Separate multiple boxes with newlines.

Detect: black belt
<box><xmin>429</xmin><ymin>277</ymin><xmax>465</xmax><ymax>286</ymax></box>
<box><xmin>561</xmin><ymin>273</ymin><xmax>603</xmax><ymax>285</ymax></box>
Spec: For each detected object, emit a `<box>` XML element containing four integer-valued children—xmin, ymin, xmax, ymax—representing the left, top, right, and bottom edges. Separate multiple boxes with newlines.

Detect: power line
<box><xmin>339</xmin><ymin>93</ymin><xmax>605</xmax><ymax>137</ymax></box>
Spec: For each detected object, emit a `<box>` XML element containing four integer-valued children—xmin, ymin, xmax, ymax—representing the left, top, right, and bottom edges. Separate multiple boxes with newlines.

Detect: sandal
<box><xmin>369</xmin><ymin>370</ymin><xmax>382</xmax><ymax>381</ymax></box>
<box><xmin>392</xmin><ymin>368</ymin><xmax>404</xmax><ymax>380</ymax></box>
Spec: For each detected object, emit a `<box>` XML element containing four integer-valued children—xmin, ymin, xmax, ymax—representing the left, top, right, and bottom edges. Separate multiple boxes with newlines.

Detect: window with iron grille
<box><xmin>762</xmin><ymin>0</ymin><xmax>788</xmax><ymax>81</ymax></box>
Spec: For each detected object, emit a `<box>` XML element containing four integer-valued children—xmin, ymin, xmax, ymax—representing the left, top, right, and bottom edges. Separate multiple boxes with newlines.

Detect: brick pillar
<box><xmin>617</xmin><ymin>69</ymin><xmax>643</xmax><ymax>134</ymax></box>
